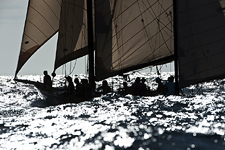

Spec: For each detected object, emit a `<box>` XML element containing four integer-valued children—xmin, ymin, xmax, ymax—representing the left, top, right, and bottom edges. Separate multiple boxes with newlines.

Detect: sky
<box><xmin>0</xmin><ymin>0</ymin><xmax>174</xmax><ymax>76</ymax></box>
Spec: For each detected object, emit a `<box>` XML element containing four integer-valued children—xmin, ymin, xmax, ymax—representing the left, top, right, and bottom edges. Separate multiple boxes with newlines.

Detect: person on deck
<box><xmin>117</xmin><ymin>82</ymin><xmax>132</xmax><ymax>95</ymax></box>
<box><xmin>43</xmin><ymin>70</ymin><xmax>52</xmax><ymax>89</ymax></box>
<box><xmin>65</xmin><ymin>76</ymin><xmax>74</xmax><ymax>94</ymax></box>
<box><xmin>74</xmin><ymin>78</ymin><xmax>81</xmax><ymax>91</ymax></box>
<box><xmin>139</xmin><ymin>78</ymin><xmax>148</xmax><ymax>95</ymax></box>
<box><xmin>78</xmin><ymin>79</ymin><xmax>92</xmax><ymax>100</ymax></box>
<box><xmin>97</xmin><ymin>80</ymin><xmax>111</xmax><ymax>95</ymax></box>
<box><xmin>165</xmin><ymin>76</ymin><xmax>175</xmax><ymax>95</ymax></box>
<box><xmin>155</xmin><ymin>77</ymin><xmax>165</xmax><ymax>95</ymax></box>
<box><xmin>131</xmin><ymin>77</ymin><xmax>141</xmax><ymax>95</ymax></box>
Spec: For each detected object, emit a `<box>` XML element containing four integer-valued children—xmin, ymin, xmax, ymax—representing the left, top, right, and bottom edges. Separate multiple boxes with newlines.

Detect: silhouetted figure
<box><xmin>165</xmin><ymin>76</ymin><xmax>175</xmax><ymax>95</ymax></box>
<box><xmin>97</xmin><ymin>80</ymin><xmax>111</xmax><ymax>95</ymax></box>
<box><xmin>132</xmin><ymin>77</ymin><xmax>141</xmax><ymax>95</ymax></box>
<box><xmin>74</xmin><ymin>78</ymin><xmax>81</xmax><ymax>91</ymax></box>
<box><xmin>43</xmin><ymin>70</ymin><xmax>52</xmax><ymax>89</ymax></box>
<box><xmin>155</xmin><ymin>77</ymin><xmax>165</xmax><ymax>95</ymax></box>
<box><xmin>117</xmin><ymin>82</ymin><xmax>132</xmax><ymax>95</ymax></box>
<box><xmin>139</xmin><ymin>78</ymin><xmax>147</xmax><ymax>95</ymax></box>
<box><xmin>77</xmin><ymin>79</ymin><xmax>92</xmax><ymax>101</ymax></box>
<box><xmin>65</xmin><ymin>76</ymin><xmax>74</xmax><ymax>94</ymax></box>
<box><xmin>51</xmin><ymin>72</ymin><xmax>56</xmax><ymax>78</ymax></box>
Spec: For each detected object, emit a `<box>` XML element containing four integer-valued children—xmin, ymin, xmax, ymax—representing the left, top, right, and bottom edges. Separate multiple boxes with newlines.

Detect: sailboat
<box><xmin>14</xmin><ymin>0</ymin><xmax>225</xmax><ymax>104</ymax></box>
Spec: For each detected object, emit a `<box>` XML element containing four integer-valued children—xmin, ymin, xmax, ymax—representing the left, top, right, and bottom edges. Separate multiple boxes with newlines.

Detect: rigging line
<box><xmin>132</xmin><ymin>38</ymin><xmax>174</xmax><ymax>67</ymax></box>
<box><xmin>73</xmin><ymin>2</ymin><xmax>88</xmax><ymax>51</ymax></box>
<box><xmin>112</xmin><ymin>36</ymin><xmax>173</xmax><ymax>70</ymax></box>
<box><xmin>142</xmin><ymin>1</ymin><xmax>164</xmax><ymax>58</ymax></box>
<box><xmin>145</xmin><ymin>1</ymin><xmax>173</xmax><ymax>36</ymax></box>
<box><xmin>180</xmin><ymin>45</ymin><xmax>225</xmax><ymax>67</ymax></box>
<box><xmin>97</xmin><ymin>1</ymin><xmax>161</xmax><ymax>45</ymax></box>
<box><xmin>56</xmin><ymin>0</ymin><xmax>64</xmax><ymax>76</ymax></box>
<box><xmin>64</xmin><ymin>2</ymin><xmax>70</xmax><ymax>76</ymax></box>
<box><xmin>181</xmin><ymin>62</ymin><xmax>225</xmax><ymax>80</ymax></box>
<box><xmin>116</xmin><ymin>0</ymin><xmax>123</xmax><ymax>71</ymax></box>
<box><xmin>146</xmin><ymin>0</ymin><xmax>159</xmax><ymax>19</ymax></box>
<box><xmin>70</xmin><ymin>2</ymin><xmax>75</xmax><ymax>74</ymax></box>
<box><xmin>145</xmin><ymin>0</ymin><xmax>172</xmax><ymax>21</ymax></box>
<box><xmin>101</xmin><ymin>14</ymin><xmax>173</xmax><ymax>63</ymax></box>
<box><xmin>179</xmin><ymin>13</ymin><xmax>225</xmax><ymax>28</ymax></box>
<box><xmin>64</xmin><ymin>1</ymin><xmax>86</xmax><ymax>49</ymax></box>
<box><xmin>137</xmin><ymin>0</ymin><xmax>154</xmax><ymax>51</ymax></box>
<box><xmin>139</xmin><ymin>0</ymin><xmax>164</xmax><ymax>63</ymax></box>
<box><xmin>179</xmin><ymin>24</ymin><xmax>225</xmax><ymax>42</ymax></box>
<box><xmin>96</xmin><ymin>0</ymin><xmax>158</xmax><ymax>51</ymax></box>
<box><xmin>85</xmin><ymin>55</ymin><xmax>87</xmax><ymax>75</ymax></box>
<box><xmin>144</xmin><ymin>1</ymin><xmax>174</xmax><ymax>33</ymax></box>
<box><xmin>111</xmin><ymin>1</ymin><xmax>140</xmax><ymax>24</ymax></box>
<box><xmin>68</xmin><ymin>59</ymin><xmax>77</xmax><ymax>75</ymax></box>
<box><xmin>140</xmin><ymin>0</ymin><xmax>171</xmax><ymax>61</ymax></box>
<box><xmin>110</xmin><ymin>21</ymin><xmax>173</xmax><ymax>66</ymax></box>
<box><xmin>180</xmin><ymin>1</ymin><xmax>225</xmax><ymax>76</ymax></box>
<box><xmin>201</xmin><ymin>52</ymin><xmax>225</xmax><ymax>73</ymax></box>
<box><xmin>158</xmin><ymin>22</ymin><xmax>174</xmax><ymax>55</ymax></box>
<box><xmin>157</xmin><ymin>0</ymin><xmax>171</xmax><ymax>16</ymax></box>
<box><xmin>60</xmin><ymin>1</ymin><xmax>70</xmax><ymax>76</ymax></box>
<box><xmin>98</xmin><ymin>4</ymin><xmax>172</xmax><ymax>54</ymax></box>
<box><xmin>169</xmin><ymin>4</ymin><xmax>173</xmax><ymax>72</ymax></box>
<box><xmin>156</xmin><ymin>66</ymin><xmax>160</xmax><ymax>76</ymax></box>
<box><xmin>97</xmin><ymin>0</ymin><xmax>147</xmax><ymax>37</ymax></box>
<box><xmin>111</xmin><ymin>32</ymin><xmax>173</xmax><ymax>70</ymax></box>
<box><xmin>156</xmin><ymin>18</ymin><xmax>174</xmax><ymax>36</ymax></box>
<box><xmin>66</xmin><ymin>3</ymin><xmax>82</xmax><ymax>74</ymax></box>
<box><xmin>149</xmin><ymin>1</ymin><xmax>172</xmax><ymax>58</ymax></box>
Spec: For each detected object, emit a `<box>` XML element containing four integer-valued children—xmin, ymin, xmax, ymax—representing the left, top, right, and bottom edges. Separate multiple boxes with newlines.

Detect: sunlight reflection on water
<box><xmin>0</xmin><ymin>74</ymin><xmax>225</xmax><ymax>149</ymax></box>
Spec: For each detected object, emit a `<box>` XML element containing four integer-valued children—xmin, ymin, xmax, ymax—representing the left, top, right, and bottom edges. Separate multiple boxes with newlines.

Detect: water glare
<box><xmin>0</xmin><ymin>74</ymin><xmax>225</xmax><ymax>149</ymax></box>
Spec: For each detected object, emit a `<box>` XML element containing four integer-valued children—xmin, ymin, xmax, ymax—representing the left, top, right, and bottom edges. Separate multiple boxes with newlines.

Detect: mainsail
<box><xmin>95</xmin><ymin>0</ymin><xmax>174</xmax><ymax>81</ymax></box>
<box><xmin>15</xmin><ymin>0</ymin><xmax>62</xmax><ymax>75</ymax></box>
<box><xmin>177</xmin><ymin>0</ymin><xmax>225</xmax><ymax>88</ymax></box>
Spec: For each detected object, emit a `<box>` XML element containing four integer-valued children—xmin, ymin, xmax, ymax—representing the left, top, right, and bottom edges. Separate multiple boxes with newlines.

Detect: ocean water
<box><xmin>0</xmin><ymin>72</ymin><xmax>225</xmax><ymax>150</ymax></box>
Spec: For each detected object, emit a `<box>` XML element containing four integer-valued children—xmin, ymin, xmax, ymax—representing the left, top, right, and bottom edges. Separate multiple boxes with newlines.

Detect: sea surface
<box><xmin>0</xmin><ymin>72</ymin><xmax>225</xmax><ymax>150</ymax></box>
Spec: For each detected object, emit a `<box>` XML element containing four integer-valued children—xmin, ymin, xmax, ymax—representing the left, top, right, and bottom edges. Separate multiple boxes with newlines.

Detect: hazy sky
<box><xmin>0</xmin><ymin>0</ymin><xmax>88</xmax><ymax>76</ymax></box>
<box><xmin>0</xmin><ymin>0</ymin><xmax>174</xmax><ymax>76</ymax></box>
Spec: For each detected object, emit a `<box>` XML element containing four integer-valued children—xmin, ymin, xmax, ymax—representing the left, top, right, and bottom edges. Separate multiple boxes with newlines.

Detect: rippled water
<box><xmin>0</xmin><ymin>73</ymin><xmax>225</xmax><ymax>149</ymax></box>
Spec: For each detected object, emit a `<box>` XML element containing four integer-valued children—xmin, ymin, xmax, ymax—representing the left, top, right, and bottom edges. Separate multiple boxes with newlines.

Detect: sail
<box><xmin>95</xmin><ymin>0</ymin><xmax>174</xmax><ymax>81</ymax></box>
<box><xmin>54</xmin><ymin>0</ymin><xmax>89</xmax><ymax>71</ymax></box>
<box><xmin>15</xmin><ymin>0</ymin><xmax>62</xmax><ymax>75</ymax></box>
<box><xmin>177</xmin><ymin>0</ymin><xmax>225</xmax><ymax>88</ymax></box>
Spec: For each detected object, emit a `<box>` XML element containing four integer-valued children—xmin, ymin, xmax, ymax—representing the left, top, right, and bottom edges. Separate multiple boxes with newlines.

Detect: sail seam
<box><xmin>29</xmin><ymin>5</ymin><xmax>58</xmax><ymax>32</ymax></box>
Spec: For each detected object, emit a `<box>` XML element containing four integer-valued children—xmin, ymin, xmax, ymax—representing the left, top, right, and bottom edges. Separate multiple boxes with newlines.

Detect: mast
<box><xmin>173</xmin><ymin>0</ymin><xmax>179</xmax><ymax>95</ymax></box>
<box><xmin>87</xmin><ymin>0</ymin><xmax>95</xmax><ymax>87</ymax></box>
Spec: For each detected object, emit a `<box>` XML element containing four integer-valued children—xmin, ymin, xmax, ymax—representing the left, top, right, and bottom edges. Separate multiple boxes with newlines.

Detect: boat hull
<box><xmin>14</xmin><ymin>79</ymin><xmax>90</xmax><ymax>106</ymax></box>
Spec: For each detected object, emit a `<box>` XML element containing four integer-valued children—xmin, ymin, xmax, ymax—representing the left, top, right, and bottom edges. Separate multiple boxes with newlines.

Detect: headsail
<box><xmin>95</xmin><ymin>0</ymin><xmax>174</xmax><ymax>81</ymax></box>
<box><xmin>54</xmin><ymin>0</ymin><xmax>90</xmax><ymax>71</ymax></box>
<box><xmin>15</xmin><ymin>0</ymin><xmax>62</xmax><ymax>75</ymax></box>
<box><xmin>177</xmin><ymin>0</ymin><xmax>225</xmax><ymax>88</ymax></box>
